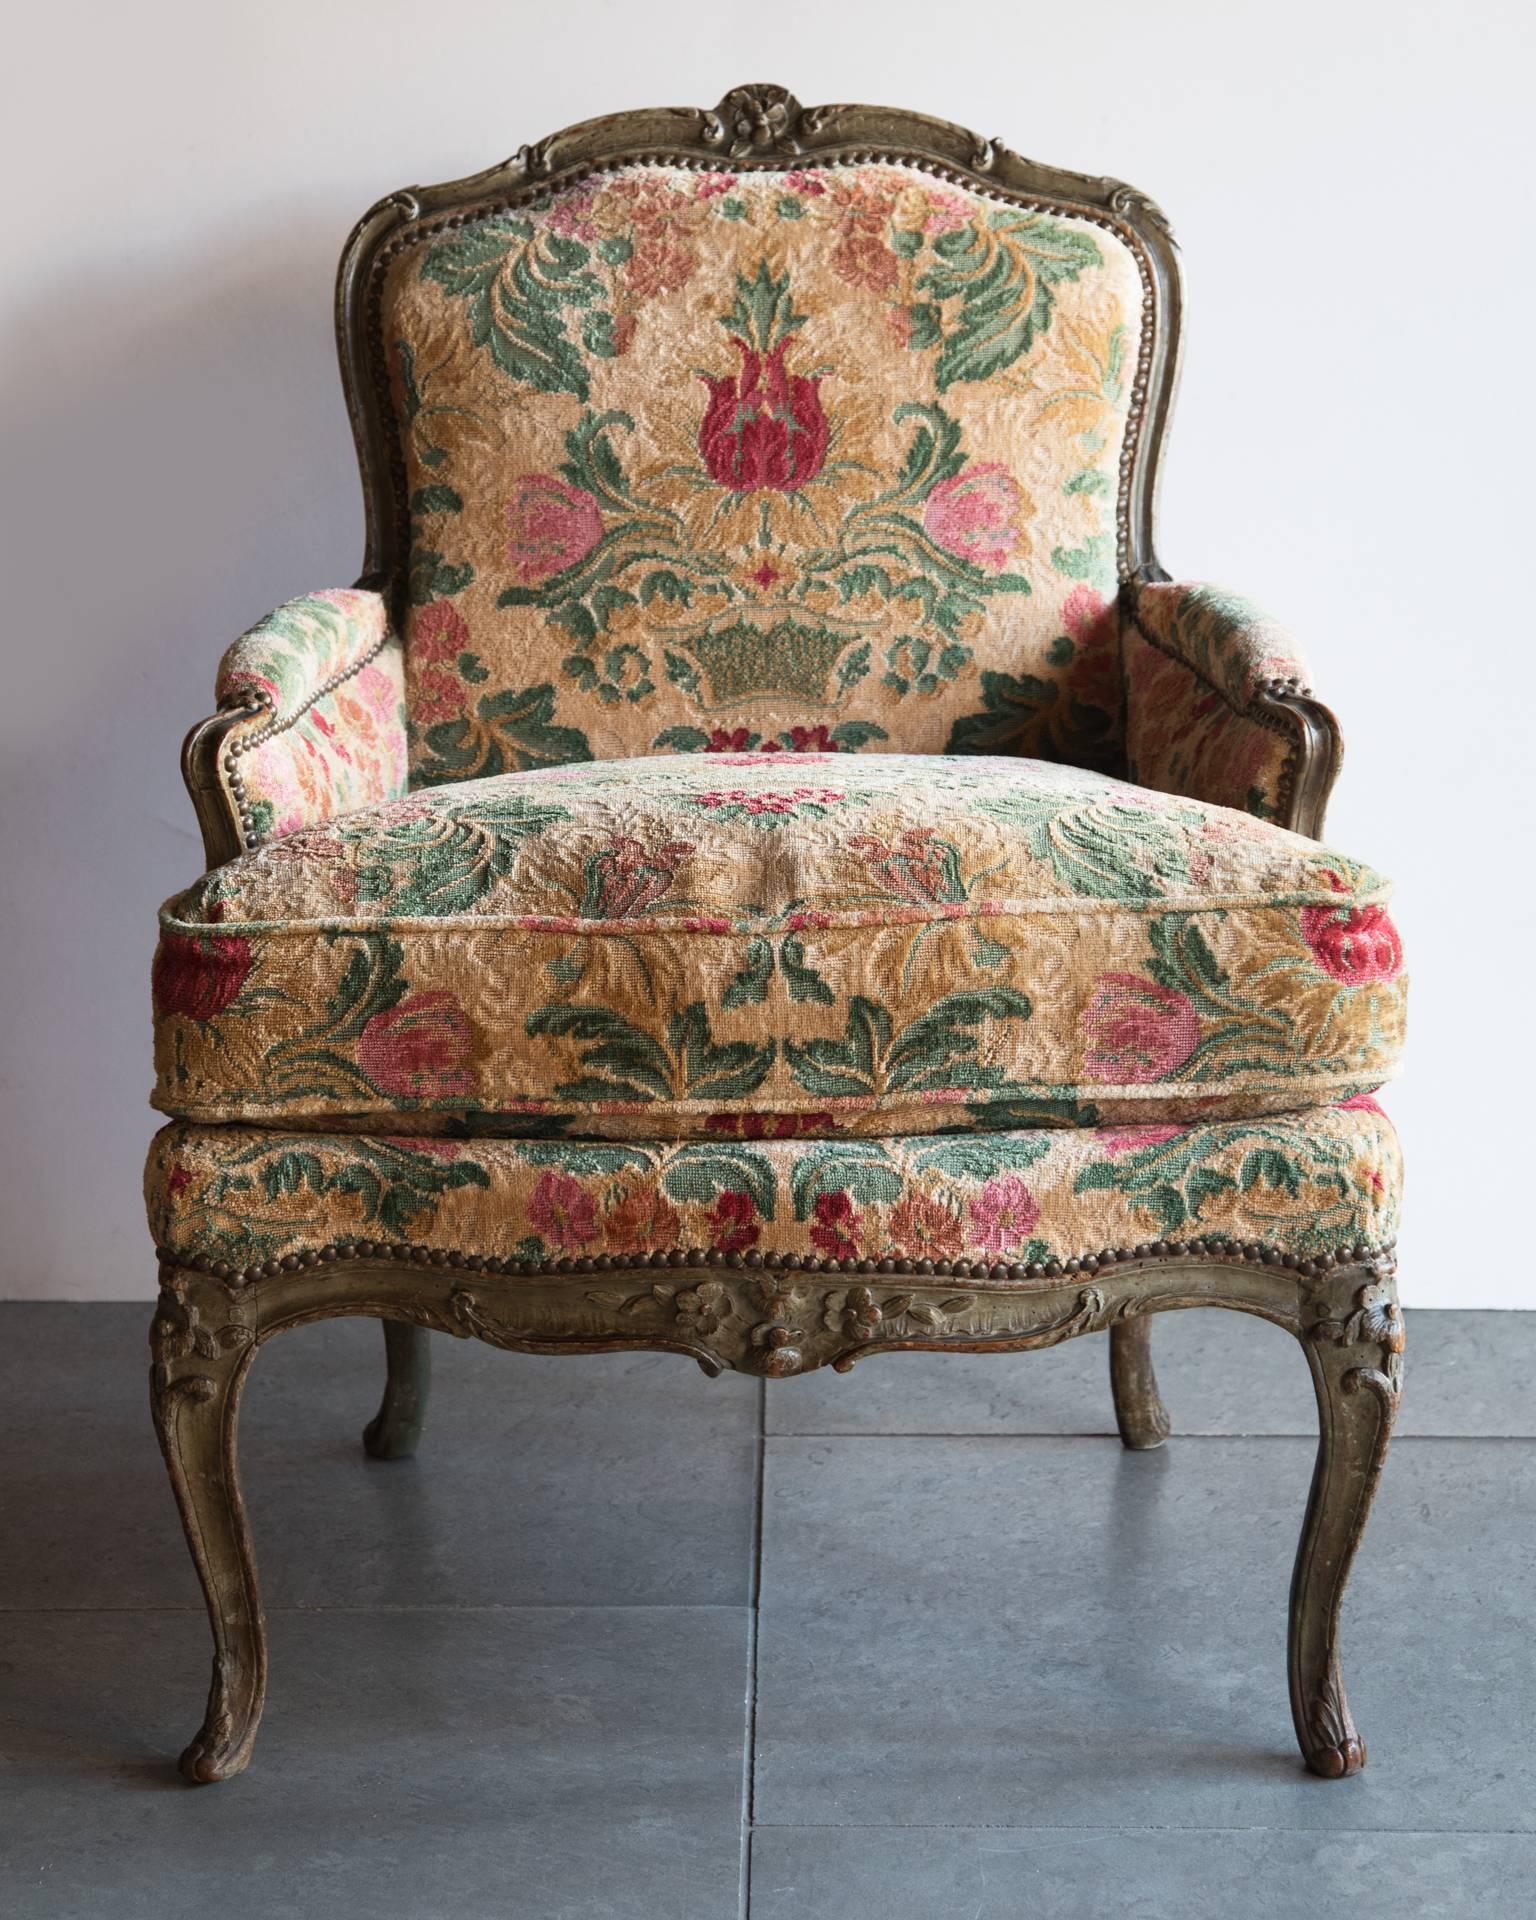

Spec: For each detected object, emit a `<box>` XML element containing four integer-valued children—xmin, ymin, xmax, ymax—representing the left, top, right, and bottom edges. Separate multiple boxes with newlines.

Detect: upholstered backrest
<box><xmin>349</xmin><ymin>92</ymin><xmax>1176</xmax><ymax>785</ymax></box>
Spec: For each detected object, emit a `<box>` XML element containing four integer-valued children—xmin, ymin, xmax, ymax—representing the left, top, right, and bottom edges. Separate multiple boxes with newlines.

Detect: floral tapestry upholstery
<box><xmin>147</xmin><ymin>1099</ymin><xmax>1401</xmax><ymax>1277</ymax></box>
<box><xmin>380</xmin><ymin>163</ymin><xmax>1142</xmax><ymax>781</ymax></box>
<box><xmin>214</xmin><ymin>591</ymin><xmax>409</xmax><ymax>841</ymax></box>
<box><xmin>152</xmin><ymin>753</ymin><xmax>1405</xmax><ymax>1138</ymax></box>
<box><xmin>1123</xmin><ymin>583</ymin><xmax>1315</xmax><ymax>821</ymax></box>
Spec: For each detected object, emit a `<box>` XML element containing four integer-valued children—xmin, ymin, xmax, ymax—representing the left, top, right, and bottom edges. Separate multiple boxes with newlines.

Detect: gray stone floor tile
<box><xmin>748</xmin><ymin>1827</ymin><xmax>1536</xmax><ymax>1920</ymax></box>
<box><xmin>0</xmin><ymin>1606</ymin><xmax>750</xmax><ymax>1920</ymax></box>
<box><xmin>754</xmin><ymin>1433</ymin><xmax>1536</xmax><ymax>1832</ymax></box>
<box><xmin>0</xmin><ymin>1306</ymin><xmax>761</xmax><ymax>1611</ymax></box>
<box><xmin>765</xmin><ymin>1308</ymin><xmax>1534</xmax><ymax>1438</ymax></box>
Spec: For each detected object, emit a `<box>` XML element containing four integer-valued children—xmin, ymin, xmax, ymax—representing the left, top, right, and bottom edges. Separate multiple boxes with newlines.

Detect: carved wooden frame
<box><xmin>154</xmin><ymin>84</ymin><xmax>1393</xmax><ymax>1788</ymax></box>
<box><xmin>152</xmin><ymin>1239</ymin><xmax>1402</xmax><ymax>1785</ymax></box>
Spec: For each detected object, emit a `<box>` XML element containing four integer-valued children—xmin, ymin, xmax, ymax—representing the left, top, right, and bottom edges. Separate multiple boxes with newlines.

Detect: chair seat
<box><xmin>147</xmin><ymin>1102</ymin><xmax>1402</xmax><ymax>1283</ymax></box>
<box><xmin>152</xmin><ymin>753</ymin><xmax>1404</xmax><ymax>1138</ymax></box>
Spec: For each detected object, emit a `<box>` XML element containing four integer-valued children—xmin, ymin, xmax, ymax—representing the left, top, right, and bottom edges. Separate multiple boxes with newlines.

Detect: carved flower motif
<box><xmin>822</xmin><ymin>1285</ymin><xmax>883</xmax><ymax>1342</ymax></box>
<box><xmin>674</xmin><ymin>1281</ymin><xmax>732</xmax><ymax>1337</ymax></box>
<box><xmin>750</xmin><ymin>1322</ymin><xmax>803</xmax><ymax>1376</ymax></box>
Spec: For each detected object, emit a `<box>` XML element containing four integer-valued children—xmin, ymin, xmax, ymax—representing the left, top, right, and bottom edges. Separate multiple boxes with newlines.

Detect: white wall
<box><xmin>2</xmin><ymin>0</ymin><xmax>1530</xmax><ymax>1303</ymax></box>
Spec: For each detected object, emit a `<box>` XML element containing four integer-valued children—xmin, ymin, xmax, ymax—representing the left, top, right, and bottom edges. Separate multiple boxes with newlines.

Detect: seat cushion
<box><xmin>151</xmin><ymin>753</ymin><xmax>1405</xmax><ymax>1137</ymax></box>
<box><xmin>146</xmin><ymin>1100</ymin><xmax>1402</xmax><ymax>1280</ymax></box>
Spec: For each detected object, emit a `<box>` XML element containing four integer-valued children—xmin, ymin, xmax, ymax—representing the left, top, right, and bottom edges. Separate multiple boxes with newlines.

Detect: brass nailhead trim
<box><xmin>218</xmin><ymin>628</ymin><xmax>394</xmax><ymax>851</ymax></box>
<box><xmin>158</xmin><ymin>1236</ymin><xmax>1397</xmax><ymax>1291</ymax></box>
<box><xmin>367</xmin><ymin>152</ymin><xmax>1162</xmax><ymax>592</ymax></box>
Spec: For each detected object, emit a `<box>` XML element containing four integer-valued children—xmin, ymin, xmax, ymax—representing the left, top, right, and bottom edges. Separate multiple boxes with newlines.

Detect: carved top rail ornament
<box><xmin>703</xmin><ymin>83</ymin><xmax>819</xmax><ymax>158</ymax></box>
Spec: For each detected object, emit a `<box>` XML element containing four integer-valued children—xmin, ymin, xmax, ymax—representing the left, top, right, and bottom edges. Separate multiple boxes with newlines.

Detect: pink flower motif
<box><xmin>922</xmin><ymin>190</ymin><xmax>972</xmax><ymax>234</ymax></box>
<box><xmin>1082</xmin><ymin>975</ymin><xmax>1199</xmax><ymax>1084</ymax></box>
<box><xmin>1336</xmin><ymin>1092</ymin><xmax>1386</xmax><ymax>1116</ymax></box>
<box><xmin>969</xmin><ymin>1175</ymin><xmax>1040</xmax><ymax>1255</ymax></box>
<box><xmin>708</xmin><ymin>1190</ymin><xmax>761</xmax><ymax>1254</ymax></box>
<box><xmin>412</xmin><ymin>667</ymin><xmax>467</xmax><ymax>726</ymax></box>
<box><xmin>548</xmin><ymin>189</ymin><xmax>598</xmax><ymax>239</ymax></box>
<box><xmin>358</xmin><ymin>991</ymin><xmax>477</xmax><ymax>1099</ymax></box>
<box><xmin>1061</xmin><ymin>585</ymin><xmax>1109</xmax><ymax>640</ymax></box>
<box><xmin>782</xmin><ymin>171</ymin><xmax>827</xmax><ymax>196</ymax></box>
<box><xmin>697</xmin><ymin>173</ymin><xmax>739</xmax><ymax>198</ymax></box>
<box><xmin>810</xmin><ymin>1190</ymin><xmax>862</xmax><ymax>1261</ymax></box>
<box><xmin>527</xmin><ymin>1169</ymin><xmax>597</xmax><ymax>1248</ymax></box>
<box><xmin>412</xmin><ymin>599</ymin><xmax>469</xmax><ymax>663</ymax></box>
<box><xmin>1099</xmin><ymin>1124</ymin><xmax>1187</xmax><ymax>1158</ymax></box>
<box><xmin>922</xmin><ymin>464</ymin><xmax>1026</xmax><ymax>573</ymax></box>
<box><xmin>1299</xmin><ymin>905</ymin><xmax>1404</xmax><ymax>985</ymax></box>
<box><xmin>505</xmin><ymin>475</ymin><xmax>604</xmax><ymax>583</ymax></box>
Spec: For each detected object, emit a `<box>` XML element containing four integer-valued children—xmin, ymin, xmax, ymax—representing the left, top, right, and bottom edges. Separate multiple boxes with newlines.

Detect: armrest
<box><xmin>181</xmin><ymin>589</ymin><xmax>407</xmax><ymax>868</ymax></box>
<box><xmin>1121</xmin><ymin>581</ymin><xmax>1342</xmax><ymax>835</ymax></box>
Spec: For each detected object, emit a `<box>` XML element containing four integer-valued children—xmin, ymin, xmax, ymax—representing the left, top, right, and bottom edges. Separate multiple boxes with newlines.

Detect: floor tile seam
<box><xmin>742</xmin><ymin>1376</ymin><xmax>768</xmax><ymax>1918</ymax></box>
<box><xmin>759</xmin><ymin>1429</ymin><xmax>1532</xmax><ymax>1443</ymax></box>
<box><xmin>745</xmin><ymin>1821</ymin><xmax>1536</xmax><ymax>1836</ymax></box>
<box><xmin>0</xmin><ymin>1601</ymin><xmax>757</xmax><ymax>1617</ymax></box>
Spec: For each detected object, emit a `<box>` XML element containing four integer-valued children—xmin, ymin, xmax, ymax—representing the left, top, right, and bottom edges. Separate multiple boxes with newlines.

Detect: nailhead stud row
<box><xmin>159</xmin><ymin>1236</ymin><xmax>1396</xmax><ymax>1291</ymax></box>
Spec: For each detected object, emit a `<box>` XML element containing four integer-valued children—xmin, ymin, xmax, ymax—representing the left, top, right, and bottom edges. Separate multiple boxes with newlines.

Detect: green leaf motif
<box><xmin>415</xmin><ymin>684</ymin><xmax>592</xmax><ymax>786</ymax></box>
<box><xmin>421</xmin><ymin>217</ymin><xmax>603</xmax><ymax>399</ymax></box>
<box><xmin>526</xmin><ymin>1005</ymin><xmax>674</xmax><ymax>1104</ymax></box>
<box><xmin>785</xmin><ymin>990</ymin><xmax>1030</xmax><ymax>1100</ymax></box>
<box><xmin>945</xmin><ymin>669</ymin><xmax>1058</xmax><ymax>754</ymax></box>
<box><xmin>790</xmin><ymin>1142</ymin><xmax>904</xmax><ymax>1219</ymax></box>
<box><xmin>974</xmin><ymin>789</ymin><xmax>1202</xmax><ymax>901</ymax></box>
<box><xmin>784</xmin><ymin>996</ymin><xmax>891</xmax><ymax>1098</ymax></box>
<box><xmin>918</xmin><ymin>210</ymin><xmax>1103</xmax><ymax>391</ymax></box>
<box><xmin>667</xmin><ymin>1004</ymin><xmax>777</xmax><ymax>1101</ymax></box>
<box><xmin>723</xmin><ymin>938</ymin><xmax>775</xmax><ymax>1009</ymax></box>
<box><xmin>408</xmin><ymin>550</ymin><xmax>475</xmax><ymax>605</ymax></box>
<box><xmin>411</xmin><ymin>484</ymin><xmax>463</xmax><ymax>515</ymax></box>
<box><xmin>662</xmin><ymin>1146</ymin><xmax>776</xmax><ymax>1221</ymax></box>
<box><xmin>344</xmin><ymin>792</ymin><xmax>569</xmax><ymax>916</ymax></box>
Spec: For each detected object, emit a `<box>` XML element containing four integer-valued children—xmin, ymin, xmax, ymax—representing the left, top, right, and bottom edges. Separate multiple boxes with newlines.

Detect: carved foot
<box><xmin>1289</xmin><ymin>1263</ymin><xmax>1402</xmax><ymax>1778</ymax></box>
<box><xmin>150</xmin><ymin>1273</ymin><xmax>266</xmax><ymax>1785</ymax></box>
<box><xmin>1109</xmin><ymin>1315</ymin><xmax>1170</xmax><ymax>1450</ymax></box>
<box><xmin>363</xmin><ymin>1320</ymin><xmax>432</xmax><ymax>1460</ymax></box>
<box><xmin>179</xmin><ymin>1651</ymin><xmax>264</xmax><ymax>1783</ymax></box>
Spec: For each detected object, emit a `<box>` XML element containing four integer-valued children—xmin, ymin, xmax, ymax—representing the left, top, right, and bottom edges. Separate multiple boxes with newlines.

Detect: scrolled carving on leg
<box><xmin>149</xmin><ymin>1270</ymin><xmax>264</xmax><ymax>1784</ymax></box>
<box><xmin>1289</xmin><ymin>1257</ymin><xmax>1403</xmax><ymax>1778</ymax></box>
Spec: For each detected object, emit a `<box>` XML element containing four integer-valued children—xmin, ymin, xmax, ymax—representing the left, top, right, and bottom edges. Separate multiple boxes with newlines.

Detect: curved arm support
<box><xmin>1121</xmin><ymin>580</ymin><xmax>1343</xmax><ymax>835</ymax></box>
<box><xmin>181</xmin><ymin>588</ymin><xmax>407</xmax><ymax>868</ymax></box>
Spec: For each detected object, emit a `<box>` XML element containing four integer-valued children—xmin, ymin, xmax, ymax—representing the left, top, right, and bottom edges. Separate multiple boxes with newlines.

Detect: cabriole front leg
<box><xmin>1289</xmin><ymin>1261</ymin><xmax>1404</xmax><ymax>1777</ymax></box>
<box><xmin>149</xmin><ymin>1269</ymin><xmax>264</xmax><ymax>1784</ymax></box>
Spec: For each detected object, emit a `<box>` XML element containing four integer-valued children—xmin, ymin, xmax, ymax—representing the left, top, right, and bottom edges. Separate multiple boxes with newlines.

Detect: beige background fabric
<box><xmin>1</xmin><ymin>0</ymin><xmax>1529</xmax><ymax>1302</ymax></box>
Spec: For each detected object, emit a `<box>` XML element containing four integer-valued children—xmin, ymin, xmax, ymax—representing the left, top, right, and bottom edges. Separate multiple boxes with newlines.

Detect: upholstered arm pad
<box><xmin>188</xmin><ymin>589</ymin><xmax>407</xmax><ymax>863</ymax></box>
<box><xmin>1122</xmin><ymin>581</ymin><xmax>1339</xmax><ymax>832</ymax></box>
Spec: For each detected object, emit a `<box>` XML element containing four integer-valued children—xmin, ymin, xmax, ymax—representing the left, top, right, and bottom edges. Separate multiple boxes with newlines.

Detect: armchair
<box><xmin>146</xmin><ymin>85</ymin><xmax>1406</xmax><ymax>1786</ymax></box>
